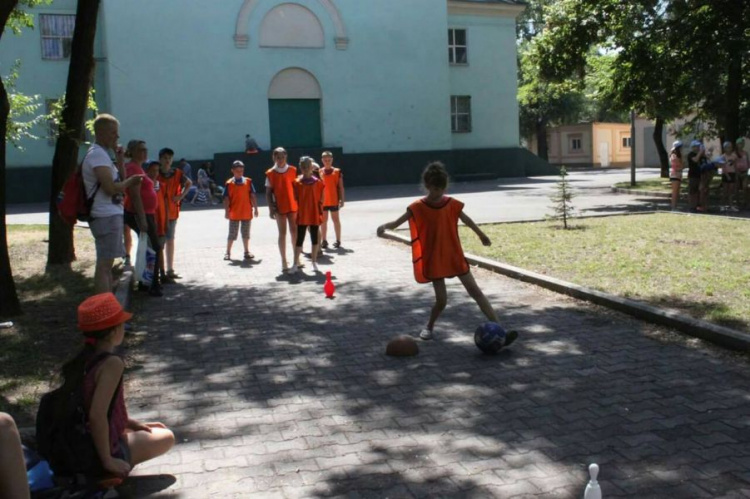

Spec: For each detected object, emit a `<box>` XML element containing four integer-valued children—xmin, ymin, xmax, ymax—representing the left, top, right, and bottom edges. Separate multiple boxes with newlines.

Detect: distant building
<box><xmin>527</xmin><ymin>122</ymin><xmax>632</xmax><ymax>168</ymax></box>
<box><xmin>1</xmin><ymin>0</ymin><xmax>554</xmax><ymax>203</ymax></box>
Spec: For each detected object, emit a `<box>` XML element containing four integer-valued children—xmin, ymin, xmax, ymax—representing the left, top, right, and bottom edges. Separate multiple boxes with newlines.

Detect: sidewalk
<box><xmin>122</xmin><ymin>235</ymin><xmax>750</xmax><ymax>498</ymax></box>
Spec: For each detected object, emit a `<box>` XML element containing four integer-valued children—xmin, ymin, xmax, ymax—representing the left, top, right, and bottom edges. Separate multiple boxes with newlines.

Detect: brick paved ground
<box><xmin>121</xmin><ymin>237</ymin><xmax>750</xmax><ymax>498</ymax></box>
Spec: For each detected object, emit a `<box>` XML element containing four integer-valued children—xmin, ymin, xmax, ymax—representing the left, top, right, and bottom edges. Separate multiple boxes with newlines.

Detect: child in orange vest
<box><xmin>265</xmin><ymin>147</ymin><xmax>298</xmax><ymax>272</ymax></box>
<box><xmin>377</xmin><ymin>162</ymin><xmax>518</xmax><ymax>345</ymax></box>
<box><xmin>224</xmin><ymin>160</ymin><xmax>259</xmax><ymax>261</ymax></box>
<box><xmin>320</xmin><ymin>151</ymin><xmax>345</xmax><ymax>249</ymax></box>
<box><xmin>290</xmin><ymin>156</ymin><xmax>325</xmax><ymax>274</ymax></box>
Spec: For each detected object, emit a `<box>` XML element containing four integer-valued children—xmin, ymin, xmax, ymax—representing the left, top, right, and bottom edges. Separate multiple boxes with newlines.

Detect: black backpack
<box><xmin>36</xmin><ymin>353</ymin><xmax>122</xmax><ymax>477</ymax></box>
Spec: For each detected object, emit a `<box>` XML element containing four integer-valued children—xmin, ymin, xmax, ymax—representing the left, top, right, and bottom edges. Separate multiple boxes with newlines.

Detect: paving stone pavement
<box><xmin>121</xmin><ymin>236</ymin><xmax>750</xmax><ymax>498</ymax></box>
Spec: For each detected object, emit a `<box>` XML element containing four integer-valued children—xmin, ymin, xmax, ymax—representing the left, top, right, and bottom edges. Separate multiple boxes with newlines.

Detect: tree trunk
<box><xmin>0</xmin><ymin>1</ymin><xmax>23</xmax><ymax>316</ymax></box>
<box><xmin>535</xmin><ymin>116</ymin><xmax>549</xmax><ymax>161</ymax></box>
<box><xmin>653</xmin><ymin>116</ymin><xmax>669</xmax><ymax>178</ymax></box>
<box><xmin>47</xmin><ymin>0</ymin><xmax>101</xmax><ymax>268</ymax></box>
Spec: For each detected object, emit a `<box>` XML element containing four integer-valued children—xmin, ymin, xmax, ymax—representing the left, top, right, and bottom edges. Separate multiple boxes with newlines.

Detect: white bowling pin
<box><xmin>584</xmin><ymin>463</ymin><xmax>601</xmax><ymax>499</ymax></box>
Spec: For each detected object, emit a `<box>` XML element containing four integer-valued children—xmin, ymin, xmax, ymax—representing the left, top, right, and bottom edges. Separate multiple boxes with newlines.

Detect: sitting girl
<box><xmin>65</xmin><ymin>293</ymin><xmax>174</xmax><ymax>477</ymax></box>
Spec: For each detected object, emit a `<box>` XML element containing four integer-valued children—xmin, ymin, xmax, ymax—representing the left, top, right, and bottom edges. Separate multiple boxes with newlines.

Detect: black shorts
<box><xmin>323</xmin><ymin>206</ymin><xmax>339</xmax><ymax>212</ymax></box>
<box><xmin>722</xmin><ymin>173</ymin><xmax>737</xmax><ymax>184</ymax></box>
<box><xmin>669</xmin><ymin>178</ymin><xmax>682</xmax><ymax>183</ymax></box>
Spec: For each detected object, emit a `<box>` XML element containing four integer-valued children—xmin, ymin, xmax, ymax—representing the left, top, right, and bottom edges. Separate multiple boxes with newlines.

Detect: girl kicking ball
<box><xmin>378</xmin><ymin>162</ymin><xmax>517</xmax><ymax>345</ymax></box>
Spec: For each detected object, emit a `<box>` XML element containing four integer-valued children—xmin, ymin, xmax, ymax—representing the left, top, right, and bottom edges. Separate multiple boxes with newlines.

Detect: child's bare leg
<box><xmin>287</xmin><ymin>213</ymin><xmax>297</xmax><ymax>254</ymax></box>
<box><xmin>242</xmin><ymin>238</ymin><xmax>250</xmax><ymax>254</ymax></box>
<box><xmin>293</xmin><ymin>245</ymin><xmax>303</xmax><ymax>267</ymax></box>
<box><xmin>125</xmin><ymin>425</ymin><xmax>175</xmax><ymax>466</ymax></box>
<box><xmin>226</xmin><ymin>240</ymin><xmax>233</xmax><ymax>256</ymax></box>
<box><xmin>426</xmin><ymin>279</ymin><xmax>447</xmax><ymax>331</ymax></box>
<box><xmin>458</xmin><ymin>272</ymin><xmax>500</xmax><ymax>323</ymax></box>
<box><xmin>275</xmin><ymin>216</ymin><xmax>288</xmax><ymax>268</ymax></box>
<box><xmin>321</xmin><ymin>211</ymin><xmax>329</xmax><ymax>242</ymax></box>
<box><xmin>332</xmin><ymin>210</ymin><xmax>342</xmax><ymax>242</ymax></box>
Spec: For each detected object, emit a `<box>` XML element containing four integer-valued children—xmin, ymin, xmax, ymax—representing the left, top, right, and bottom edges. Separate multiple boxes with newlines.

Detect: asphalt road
<box><xmin>7</xmin><ymin>168</ymin><xmax>664</xmax><ymax>249</ymax></box>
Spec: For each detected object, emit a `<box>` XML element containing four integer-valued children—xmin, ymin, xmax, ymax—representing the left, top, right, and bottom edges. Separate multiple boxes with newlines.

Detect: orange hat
<box><xmin>77</xmin><ymin>292</ymin><xmax>132</xmax><ymax>333</ymax></box>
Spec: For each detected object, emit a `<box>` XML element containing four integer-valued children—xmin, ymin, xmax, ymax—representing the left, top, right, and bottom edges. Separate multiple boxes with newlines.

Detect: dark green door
<box><xmin>268</xmin><ymin>99</ymin><xmax>322</xmax><ymax>148</ymax></box>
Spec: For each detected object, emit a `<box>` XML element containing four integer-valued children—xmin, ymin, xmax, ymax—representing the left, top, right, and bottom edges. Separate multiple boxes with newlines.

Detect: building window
<box><xmin>451</xmin><ymin>96</ymin><xmax>471</xmax><ymax>133</ymax></box>
<box><xmin>622</xmin><ymin>136</ymin><xmax>632</xmax><ymax>148</ymax></box>
<box><xmin>448</xmin><ymin>28</ymin><xmax>467</xmax><ymax>64</ymax></box>
<box><xmin>40</xmin><ymin>14</ymin><xmax>75</xmax><ymax>60</ymax></box>
<box><xmin>569</xmin><ymin>136</ymin><xmax>582</xmax><ymax>152</ymax></box>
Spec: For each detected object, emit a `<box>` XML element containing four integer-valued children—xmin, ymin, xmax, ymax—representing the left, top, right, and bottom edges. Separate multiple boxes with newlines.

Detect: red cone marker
<box><xmin>324</xmin><ymin>271</ymin><xmax>335</xmax><ymax>298</ymax></box>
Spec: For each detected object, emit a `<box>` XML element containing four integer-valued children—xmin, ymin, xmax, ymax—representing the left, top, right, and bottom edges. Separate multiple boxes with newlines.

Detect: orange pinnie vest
<box><xmin>158</xmin><ymin>168</ymin><xmax>184</xmax><ymax>221</ymax></box>
<box><xmin>266</xmin><ymin>166</ymin><xmax>298</xmax><ymax>214</ymax></box>
<box><xmin>408</xmin><ymin>197</ymin><xmax>469</xmax><ymax>283</ymax></box>
<box><xmin>225</xmin><ymin>177</ymin><xmax>254</xmax><ymax>221</ymax></box>
<box><xmin>321</xmin><ymin>167</ymin><xmax>341</xmax><ymax>207</ymax></box>
<box><xmin>294</xmin><ymin>177</ymin><xmax>325</xmax><ymax>226</ymax></box>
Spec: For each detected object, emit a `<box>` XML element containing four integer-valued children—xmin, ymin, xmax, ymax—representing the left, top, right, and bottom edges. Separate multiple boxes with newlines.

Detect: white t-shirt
<box><xmin>264</xmin><ymin>164</ymin><xmax>291</xmax><ymax>188</ymax></box>
<box><xmin>82</xmin><ymin>144</ymin><xmax>123</xmax><ymax>218</ymax></box>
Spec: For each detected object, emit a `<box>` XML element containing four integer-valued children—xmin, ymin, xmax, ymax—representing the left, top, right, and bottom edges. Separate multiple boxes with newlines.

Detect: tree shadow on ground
<box><xmin>0</xmin><ymin>266</ymin><xmax>94</xmax><ymax>425</ymax></box>
<box><xmin>122</xmin><ymin>247</ymin><xmax>750</xmax><ymax>498</ymax></box>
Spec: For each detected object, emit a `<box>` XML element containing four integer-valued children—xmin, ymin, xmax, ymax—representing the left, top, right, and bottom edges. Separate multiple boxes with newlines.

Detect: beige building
<box><xmin>527</xmin><ymin>122</ymin><xmax>632</xmax><ymax>167</ymax></box>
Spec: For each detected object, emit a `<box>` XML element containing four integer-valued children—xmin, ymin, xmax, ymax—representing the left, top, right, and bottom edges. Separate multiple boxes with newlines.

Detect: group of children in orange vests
<box><xmin>123</xmin><ymin>143</ymin><xmax>191</xmax><ymax>297</ymax></box>
<box><xmin>223</xmin><ymin>147</ymin><xmax>345</xmax><ymax>273</ymax></box>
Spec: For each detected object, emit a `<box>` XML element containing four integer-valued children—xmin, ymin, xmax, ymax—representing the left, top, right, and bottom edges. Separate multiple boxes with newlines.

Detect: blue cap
<box><xmin>672</xmin><ymin>140</ymin><xmax>683</xmax><ymax>149</ymax></box>
<box><xmin>690</xmin><ymin>140</ymin><xmax>702</xmax><ymax>148</ymax></box>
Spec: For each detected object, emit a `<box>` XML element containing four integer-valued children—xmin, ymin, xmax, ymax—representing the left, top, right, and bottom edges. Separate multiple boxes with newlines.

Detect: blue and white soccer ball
<box><xmin>474</xmin><ymin>322</ymin><xmax>508</xmax><ymax>354</ymax></box>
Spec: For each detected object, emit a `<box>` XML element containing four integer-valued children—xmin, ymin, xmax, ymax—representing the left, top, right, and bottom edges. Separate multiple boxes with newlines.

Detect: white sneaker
<box><xmin>419</xmin><ymin>328</ymin><xmax>434</xmax><ymax>340</ymax></box>
<box><xmin>289</xmin><ymin>265</ymin><xmax>299</xmax><ymax>274</ymax></box>
<box><xmin>312</xmin><ymin>262</ymin><xmax>319</xmax><ymax>273</ymax></box>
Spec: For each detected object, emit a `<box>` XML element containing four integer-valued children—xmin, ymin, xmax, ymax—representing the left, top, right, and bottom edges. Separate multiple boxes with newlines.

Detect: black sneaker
<box><xmin>321</xmin><ymin>240</ymin><xmax>329</xmax><ymax>249</ymax></box>
<box><xmin>504</xmin><ymin>330</ymin><xmax>519</xmax><ymax>348</ymax></box>
<box><xmin>137</xmin><ymin>282</ymin><xmax>149</xmax><ymax>292</ymax></box>
<box><xmin>167</xmin><ymin>270</ymin><xmax>182</xmax><ymax>279</ymax></box>
<box><xmin>161</xmin><ymin>275</ymin><xmax>176</xmax><ymax>285</ymax></box>
<box><xmin>333</xmin><ymin>241</ymin><xmax>341</xmax><ymax>249</ymax></box>
<box><xmin>148</xmin><ymin>285</ymin><xmax>163</xmax><ymax>297</ymax></box>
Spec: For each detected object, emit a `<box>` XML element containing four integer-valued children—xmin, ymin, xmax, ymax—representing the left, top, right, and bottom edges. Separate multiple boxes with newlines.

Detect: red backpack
<box><xmin>57</xmin><ymin>157</ymin><xmax>99</xmax><ymax>225</ymax></box>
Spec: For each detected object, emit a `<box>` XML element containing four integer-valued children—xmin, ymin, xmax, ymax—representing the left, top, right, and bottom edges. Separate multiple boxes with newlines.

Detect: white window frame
<box><xmin>569</xmin><ymin>136</ymin><xmax>582</xmax><ymax>152</ymax></box>
<box><xmin>622</xmin><ymin>136</ymin><xmax>632</xmax><ymax>148</ymax></box>
<box><xmin>451</xmin><ymin>95</ymin><xmax>472</xmax><ymax>133</ymax></box>
<box><xmin>40</xmin><ymin>14</ymin><xmax>75</xmax><ymax>60</ymax></box>
<box><xmin>448</xmin><ymin>28</ymin><xmax>468</xmax><ymax>65</ymax></box>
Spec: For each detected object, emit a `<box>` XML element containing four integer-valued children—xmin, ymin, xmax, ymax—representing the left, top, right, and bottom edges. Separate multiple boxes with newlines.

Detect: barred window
<box><xmin>40</xmin><ymin>14</ymin><xmax>75</xmax><ymax>60</ymax></box>
<box><xmin>448</xmin><ymin>29</ymin><xmax>467</xmax><ymax>64</ymax></box>
<box><xmin>451</xmin><ymin>96</ymin><xmax>471</xmax><ymax>133</ymax></box>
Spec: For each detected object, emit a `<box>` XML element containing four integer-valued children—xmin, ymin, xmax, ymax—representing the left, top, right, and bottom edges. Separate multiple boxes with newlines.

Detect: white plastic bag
<box><xmin>135</xmin><ymin>233</ymin><xmax>156</xmax><ymax>285</ymax></box>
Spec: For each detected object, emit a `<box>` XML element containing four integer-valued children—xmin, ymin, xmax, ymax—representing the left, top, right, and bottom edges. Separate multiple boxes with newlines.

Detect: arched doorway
<box><xmin>268</xmin><ymin>68</ymin><xmax>323</xmax><ymax>148</ymax></box>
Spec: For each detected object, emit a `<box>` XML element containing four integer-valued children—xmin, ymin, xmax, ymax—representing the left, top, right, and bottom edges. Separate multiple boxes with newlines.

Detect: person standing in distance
<box><xmin>265</xmin><ymin>147</ymin><xmax>298</xmax><ymax>273</ymax></box>
<box><xmin>157</xmin><ymin>148</ymin><xmax>192</xmax><ymax>282</ymax></box>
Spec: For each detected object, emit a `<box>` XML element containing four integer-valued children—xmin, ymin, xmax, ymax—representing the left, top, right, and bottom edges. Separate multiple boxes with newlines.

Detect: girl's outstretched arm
<box><xmin>459</xmin><ymin>211</ymin><xmax>491</xmax><ymax>246</ymax></box>
<box><xmin>377</xmin><ymin>211</ymin><xmax>410</xmax><ymax>235</ymax></box>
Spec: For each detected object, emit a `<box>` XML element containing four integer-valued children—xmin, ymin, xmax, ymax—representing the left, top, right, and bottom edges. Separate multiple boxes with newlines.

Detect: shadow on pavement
<box><xmin>122</xmin><ymin>257</ymin><xmax>750</xmax><ymax>498</ymax></box>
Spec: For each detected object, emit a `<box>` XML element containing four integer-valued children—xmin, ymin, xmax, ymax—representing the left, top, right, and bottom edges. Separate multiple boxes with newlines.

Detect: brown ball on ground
<box><xmin>386</xmin><ymin>335</ymin><xmax>419</xmax><ymax>357</ymax></box>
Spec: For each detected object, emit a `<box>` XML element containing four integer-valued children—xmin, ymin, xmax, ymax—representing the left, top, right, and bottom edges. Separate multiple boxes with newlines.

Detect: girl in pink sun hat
<box><xmin>54</xmin><ymin>293</ymin><xmax>174</xmax><ymax>478</ymax></box>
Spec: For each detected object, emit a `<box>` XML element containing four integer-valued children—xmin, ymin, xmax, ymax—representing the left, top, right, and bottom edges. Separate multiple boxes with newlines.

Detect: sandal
<box><xmin>223</xmin><ymin>253</ymin><xmax>231</xmax><ymax>261</ymax></box>
<box><xmin>333</xmin><ymin>241</ymin><xmax>341</xmax><ymax>249</ymax></box>
<box><xmin>244</xmin><ymin>252</ymin><xmax>254</xmax><ymax>260</ymax></box>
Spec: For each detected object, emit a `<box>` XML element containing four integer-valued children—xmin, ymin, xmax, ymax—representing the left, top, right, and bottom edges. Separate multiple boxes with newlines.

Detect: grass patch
<box><xmin>614</xmin><ymin>178</ymin><xmax>723</xmax><ymax>195</ymax></box>
<box><xmin>461</xmin><ymin>214</ymin><xmax>750</xmax><ymax>333</ymax></box>
<box><xmin>0</xmin><ymin>225</ymin><xmax>97</xmax><ymax>425</ymax></box>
